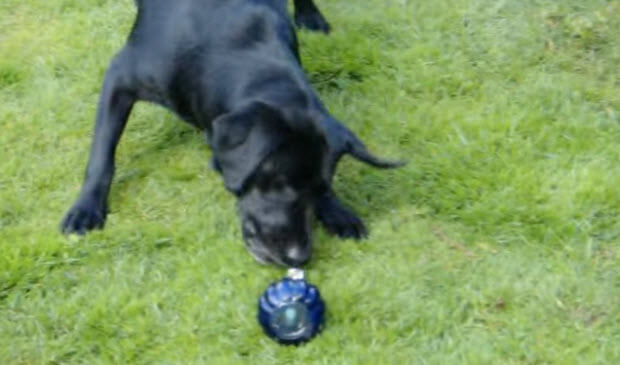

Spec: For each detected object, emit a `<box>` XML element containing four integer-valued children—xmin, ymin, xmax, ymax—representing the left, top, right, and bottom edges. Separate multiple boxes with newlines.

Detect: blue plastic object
<box><xmin>258</xmin><ymin>269</ymin><xmax>325</xmax><ymax>345</ymax></box>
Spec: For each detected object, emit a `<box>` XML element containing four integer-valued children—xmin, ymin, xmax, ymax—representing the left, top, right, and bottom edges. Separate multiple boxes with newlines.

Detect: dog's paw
<box><xmin>315</xmin><ymin>195</ymin><xmax>367</xmax><ymax>239</ymax></box>
<box><xmin>60</xmin><ymin>200</ymin><xmax>106</xmax><ymax>235</ymax></box>
<box><xmin>294</xmin><ymin>11</ymin><xmax>331</xmax><ymax>34</ymax></box>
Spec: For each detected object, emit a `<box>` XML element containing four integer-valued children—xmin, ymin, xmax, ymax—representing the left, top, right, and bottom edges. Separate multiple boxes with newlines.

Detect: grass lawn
<box><xmin>1</xmin><ymin>0</ymin><xmax>619</xmax><ymax>363</ymax></box>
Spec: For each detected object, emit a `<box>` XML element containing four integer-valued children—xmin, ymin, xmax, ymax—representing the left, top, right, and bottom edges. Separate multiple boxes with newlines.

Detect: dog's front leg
<box><xmin>315</xmin><ymin>191</ymin><xmax>368</xmax><ymax>239</ymax></box>
<box><xmin>313</xmin><ymin>115</ymin><xmax>404</xmax><ymax>239</ymax></box>
<box><xmin>61</xmin><ymin>54</ymin><xmax>135</xmax><ymax>235</ymax></box>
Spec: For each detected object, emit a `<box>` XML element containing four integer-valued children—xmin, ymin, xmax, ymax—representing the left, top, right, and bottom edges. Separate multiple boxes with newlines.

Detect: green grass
<box><xmin>1</xmin><ymin>0</ymin><xmax>619</xmax><ymax>363</ymax></box>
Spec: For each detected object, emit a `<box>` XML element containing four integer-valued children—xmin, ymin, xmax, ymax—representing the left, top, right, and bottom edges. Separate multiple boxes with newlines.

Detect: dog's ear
<box><xmin>212</xmin><ymin>102</ymin><xmax>290</xmax><ymax>194</ymax></box>
<box><xmin>342</xmin><ymin>127</ymin><xmax>406</xmax><ymax>169</ymax></box>
<box><xmin>321</xmin><ymin>116</ymin><xmax>406</xmax><ymax>175</ymax></box>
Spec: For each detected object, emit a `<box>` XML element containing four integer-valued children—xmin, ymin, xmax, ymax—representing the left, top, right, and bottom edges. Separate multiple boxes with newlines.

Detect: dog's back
<box><xmin>130</xmin><ymin>0</ymin><xmax>295</xmax><ymax>53</ymax></box>
<box><xmin>124</xmin><ymin>0</ymin><xmax>303</xmax><ymax>124</ymax></box>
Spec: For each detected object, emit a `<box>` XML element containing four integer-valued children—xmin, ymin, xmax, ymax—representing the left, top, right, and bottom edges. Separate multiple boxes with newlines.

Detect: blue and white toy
<box><xmin>258</xmin><ymin>268</ymin><xmax>325</xmax><ymax>345</ymax></box>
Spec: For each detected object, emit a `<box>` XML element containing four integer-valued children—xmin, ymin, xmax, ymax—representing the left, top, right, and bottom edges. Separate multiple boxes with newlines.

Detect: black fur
<box><xmin>61</xmin><ymin>0</ymin><xmax>402</xmax><ymax>267</ymax></box>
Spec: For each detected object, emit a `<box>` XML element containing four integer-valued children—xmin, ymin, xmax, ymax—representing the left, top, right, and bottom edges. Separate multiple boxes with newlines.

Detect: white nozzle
<box><xmin>287</xmin><ymin>268</ymin><xmax>305</xmax><ymax>280</ymax></box>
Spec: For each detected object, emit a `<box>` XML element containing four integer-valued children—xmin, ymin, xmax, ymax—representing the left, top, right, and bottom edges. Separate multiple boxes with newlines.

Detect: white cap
<box><xmin>287</xmin><ymin>268</ymin><xmax>305</xmax><ymax>280</ymax></box>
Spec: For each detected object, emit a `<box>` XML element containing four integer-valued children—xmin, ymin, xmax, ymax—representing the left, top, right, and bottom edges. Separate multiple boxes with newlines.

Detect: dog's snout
<box><xmin>282</xmin><ymin>246</ymin><xmax>310</xmax><ymax>267</ymax></box>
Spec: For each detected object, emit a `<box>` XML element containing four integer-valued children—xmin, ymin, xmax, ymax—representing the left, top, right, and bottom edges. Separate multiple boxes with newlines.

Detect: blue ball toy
<box><xmin>258</xmin><ymin>268</ymin><xmax>325</xmax><ymax>345</ymax></box>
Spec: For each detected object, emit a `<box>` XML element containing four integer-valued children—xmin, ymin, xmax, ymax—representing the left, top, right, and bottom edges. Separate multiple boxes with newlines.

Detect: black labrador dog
<box><xmin>61</xmin><ymin>0</ymin><xmax>402</xmax><ymax>267</ymax></box>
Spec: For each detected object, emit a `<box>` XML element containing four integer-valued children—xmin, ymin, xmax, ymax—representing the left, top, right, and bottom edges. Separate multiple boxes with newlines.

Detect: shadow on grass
<box><xmin>108</xmin><ymin>114</ymin><xmax>208</xmax><ymax>203</ymax></box>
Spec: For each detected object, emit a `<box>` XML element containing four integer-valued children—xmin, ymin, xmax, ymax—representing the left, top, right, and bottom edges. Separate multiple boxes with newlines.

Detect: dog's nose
<box><xmin>283</xmin><ymin>246</ymin><xmax>310</xmax><ymax>267</ymax></box>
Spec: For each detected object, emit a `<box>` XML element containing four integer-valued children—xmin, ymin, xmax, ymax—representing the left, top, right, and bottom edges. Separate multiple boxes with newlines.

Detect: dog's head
<box><xmin>212</xmin><ymin>102</ymin><xmax>327</xmax><ymax>266</ymax></box>
<box><xmin>212</xmin><ymin>101</ymin><xmax>403</xmax><ymax>266</ymax></box>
